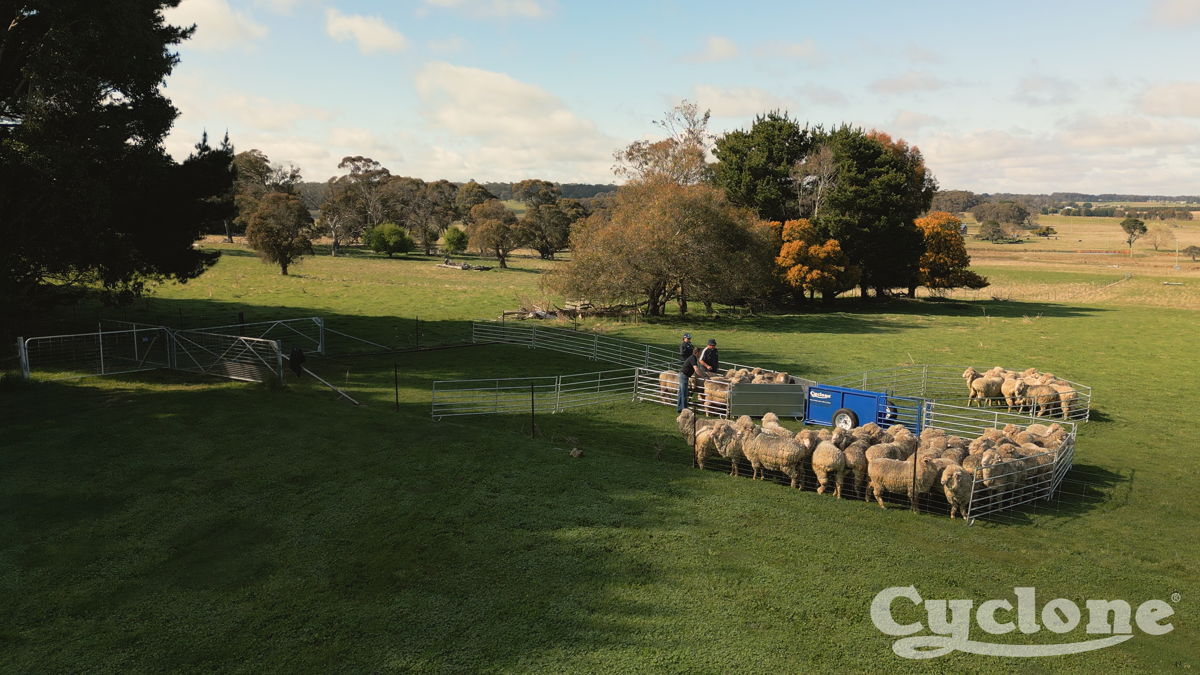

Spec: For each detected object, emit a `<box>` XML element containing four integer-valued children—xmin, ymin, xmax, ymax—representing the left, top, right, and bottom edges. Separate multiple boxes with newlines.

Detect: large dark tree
<box><xmin>712</xmin><ymin>111</ymin><xmax>814</xmax><ymax>223</ymax></box>
<box><xmin>0</xmin><ymin>0</ymin><xmax>225</xmax><ymax>314</ymax></box>
<box><xmin>813</xmin><ymin>126</ymin><xmax>937</xmax><ymax>299</ymax></box>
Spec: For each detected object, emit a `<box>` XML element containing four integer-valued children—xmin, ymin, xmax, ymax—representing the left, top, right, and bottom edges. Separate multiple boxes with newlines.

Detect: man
<box><xmin>699</xmin><ymin>338</ymin><xmax>719</xmax><ymax>375</ymax></box>
<box><xmin>679</xmin><ymin>332</ymin><xmax>693</xmax><ymax>362</ymax></box>
<box><xmin>677</xmin><ymin>347</ymin><xmax>701</xmax><ymax>413</ymax></box>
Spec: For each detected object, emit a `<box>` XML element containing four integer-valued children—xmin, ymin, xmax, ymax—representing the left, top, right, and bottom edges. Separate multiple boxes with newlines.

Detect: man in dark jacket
<box><xmin>699</xmin><ymin>338</ymin><xmax>718</xmax><ymax>375</ymax></box>
<box><xmin>679</xmin><ymin>332</ymin><xmax>693</xmax><ymax>362</ymax></box>
<box><xmin>677</xmin><ymin>347</ymin><xmax>701</xmax><ymax>413</ymax></box>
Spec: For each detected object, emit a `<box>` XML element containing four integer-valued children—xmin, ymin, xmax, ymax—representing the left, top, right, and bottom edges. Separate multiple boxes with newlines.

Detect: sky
<box><xmin>162</xmin><ymin>0</ymin><xmax>1200</xmax><ymax>195</ymax></box>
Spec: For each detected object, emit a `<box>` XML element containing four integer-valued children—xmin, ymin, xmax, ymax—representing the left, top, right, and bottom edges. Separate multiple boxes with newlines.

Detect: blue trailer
<box><xmin>802</xmin><ymin>384</ymin><xmax>922</xmax><ymax>433</ymax></box>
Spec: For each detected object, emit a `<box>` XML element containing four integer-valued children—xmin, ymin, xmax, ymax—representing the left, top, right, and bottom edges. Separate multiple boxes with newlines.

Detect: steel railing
<box><xmin>432</xmin><ymin>368</ymin><xmax>639</xmax><ymax>418</ymax></box>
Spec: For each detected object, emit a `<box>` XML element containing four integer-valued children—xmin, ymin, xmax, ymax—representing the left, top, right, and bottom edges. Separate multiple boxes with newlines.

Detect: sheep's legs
<box><xmin>873</xmin><ymin>485</ymin><xmax>887</xmax><ymax>509</ymax></box>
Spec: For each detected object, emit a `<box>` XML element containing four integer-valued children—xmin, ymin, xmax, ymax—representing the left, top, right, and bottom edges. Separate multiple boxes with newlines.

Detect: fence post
<box><xmin>921</xmin><ymin>364</ymin><xmax>928</xmax><ymax>397</ymax></box>
<box><xmin>97</xmin><ymin>324</ymin><xmax>106</xmax><ymax>375</ymax></box>
<box><xmin>133</xmin><ymin>326</ymin><xmax>140</xmax><ymax>363</ymax></box>
<box><xmin>555</xmin><ymin>375</ymin><xmax>562</xmax><ymax>412</ymax></box>
<box><xmin>592</xmin><ymin>335</ymin><xmax>598</xmax><ymax>361</ymax></box>
<box><xmin>531</xmin><ymin>326</ymin><xmax>537</xmax><ymax>350</ymax></box>
<box><xmin>316</xmin><ymin>317</ymin><xmax>325</xmax><ymax>355</ymax></box>
<box><xmin>18</xmin><ymin>337</ymin><xmax>30</xmax><ymax>380</ymax></box>
<box><xmin>530</xmin><ymin>382</ymin><xmax>535</xmax><ymax>439</ymax></box>
<box><xmin>644</xmin><ymin>345</ymin><xmax>650</xmax><ymax>368</ymax></box>
<box><xmin>276</xmin><ymin>340</ymin><xmax>284</xmax><ymax>386</ymax></box>
<box><xmin>633</xmin><ymin>368</ymin><xmax>640</xmax><ymax>402</ymax></box>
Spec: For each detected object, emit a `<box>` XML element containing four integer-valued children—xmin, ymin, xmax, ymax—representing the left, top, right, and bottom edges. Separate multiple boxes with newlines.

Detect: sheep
<box><xmin>761</xmin><ymin>412</ymin><xmax>790</xmax><ymax>436</ymax></box>
<box><xmin>865</xmin><ymin>442</ymin><xmax>906</xmax><ymax>464</ymax></box>
<box><xmin>1047</xmin><ymin>382</ymin><xmax>1078</xmax><ymax>419</ymax></box>
<box><xmin>693</xmin><ymin>424</ymin><xmax>723</xmax><ymax>470</ymax></box>
<box><xmin>886</xmin><ymin>424</ymin><xmax>909</xmax><ymax>439</ymax></box>
<box><xmin>938</xmin><ymin>444</ymin><xmax>968</xmax><ymax>465</ymax></box>
<box><xmin>892</xmin><ymin>429</ymin><xmax>919</xmax><ymax>459</ymax></box>
<box><xmin>941</xmin><ymin>465</ymin><xmax>974</xmax><ymax>520</ymax></box>
<box><xmin>676</xmin><ymin>408</ymin><xmax>716</xmax><ymax>447</ymax></box>
<box><xmin>961</xmin><ymin>453</ymin><xmax>983</xmax><ymax>476</ymax></box>
<box><xmin>658</xmin><ymin>371</ymin><xmax>679</xmax><ymax>403</ymax></box>
<box><xmin>867</xmin><ymin>455</ymin><xmax>939</xmax><ymax>513</ymax></box>
<box><xmin>711</xmin><ymin>419</ymin><xmax>756</xmax><ymax>476</ymax></box>
<box><xmin>842</xmin><ymin>439</ymin><xmax>870</xmax><ymax>500</ymax></box>
<box><xmin>1014</xmin><ymin>381</ymin><xmax>1062</xmax><ymax>418</ymax></box>
<box><xmin>979</xmin><ymin>449</ymin><xmax>1025</xmax><ymax>499</ymax></box>
<box><xmin>812</xmin><ymin>428</ymin><xmax>850</xmax><ymax>498</ymax></box>
<box><xmin>963</xmin><ymin>367</ymin><xmax>1004</xmax><ymax>407</ymax></box>
<box><xmin>742</xmin><ymin>430</ymin><xmax>807</xmax><ymax>488</ymax></box>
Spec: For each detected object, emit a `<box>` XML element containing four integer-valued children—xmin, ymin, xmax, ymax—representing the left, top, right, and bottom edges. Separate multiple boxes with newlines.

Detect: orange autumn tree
<box><xmin>915</xmin><ymin>211</ymin><xmax>989</xmax><ymax>293</ymax></box>
<box><xmin>775</xmin><ymin>219</ymin><xmax>860</xmax><ymax>304</ymax></box>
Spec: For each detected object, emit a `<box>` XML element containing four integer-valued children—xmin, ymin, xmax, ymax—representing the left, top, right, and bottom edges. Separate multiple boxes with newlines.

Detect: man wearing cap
<box><xmin>677</xmin><ymin>347</ymin><xmax>701</xmax><ymax>413</ymax></box>
<box><xmin>679</xmin><ymin>333</ymin><xmax>693</xmax><ymax>362</ymax></box>
<box><xmin>699</xmin><ymin>338</ymin><xmax>719</xmax><ymax>375</ymax></box>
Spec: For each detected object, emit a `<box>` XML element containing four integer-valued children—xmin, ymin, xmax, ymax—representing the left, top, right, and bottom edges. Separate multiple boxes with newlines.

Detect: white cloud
<box><xmin>419</xmin><ymin>0</ymin><xmax>551</xmax><ymax>19</ymax></box>
<box><xmin>921</xmin><ymin>129</ymin><xmax>1047</xmax><ymax>165</ymax></box>
<box><xmin>165</xmin><ymin>0</ymin><xmax>267</xmax><ymax>51</ymax></box>
<box><xmin>755</xmin><ymin>39</ymin><xmax>824</xmax><ymax>65</ymax></box>
<box><xmin>253</xmin><ymin>0</ymin><xmax>310</xmax><ymax>13</ymax></box>
<box><xmin>211</xmin><ymin>93</ymin><xmax>335</xmax><ymax>131</ymax></box>
<box><xmin>694</xmin><ymin>85</ymin><xmax>795</xmax><ymax>118</ymax></box>
<box><xmin>803</xmin><ymin>84</ymin><xmax>848</xmax><ymax>107</ymax></box>
<box><xmin>325</xmin><ymin>8</ymin><xmax>408</xmax><ymax>55</ymax></box>
<box><xmin>1140</xmin><ymin>82</ymin><xmax>1200</xmax><ymax>116</ymax></box>
<box><xmin>1149</xmin><ymin>0</ymin><xmax>1200</xmax><ymax>27</ymax></box>
<box><xmin>890</xmin><ymin>109</ymin><xmax>942</xmax><ymax>133</ymax></box>
<box><xmin>683</xmin><ymin>36</ymin><xmax>739</xmax><ymax>64</ymax></box>
<box><xmin>1013</xmin><ymin>76</ymin><xmax>1077</xmax><ymax>106</ymax></box>
<box><xmin>412</xmin><ymin>62</ymin><xmax>616</xmax><ymax>179</ymax></box>
<box><xmin>869</xmin><ymin>70</ymin><xmax>947</xmax><ymax>94</ymax></box>
<box><xmin>1058</xmin><ymin>114</ymin><xmax>1200</xmax><ymax>147</ymax></box>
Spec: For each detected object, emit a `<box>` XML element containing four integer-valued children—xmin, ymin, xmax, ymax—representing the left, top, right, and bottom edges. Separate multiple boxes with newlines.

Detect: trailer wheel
<box><xmin>832</xmin><ymin>408</ymin><xmax>858</xmax><ymax>430</ymax></box>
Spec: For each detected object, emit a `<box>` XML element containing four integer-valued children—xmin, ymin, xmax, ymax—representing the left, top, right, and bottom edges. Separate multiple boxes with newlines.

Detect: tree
<box><xmin>367</xmin><ymin>223</ymin><xmax>415</xmax><ymax>257</ymax></box>
<box><xmin>407</xmin><ymin>179</ymin><xmax>459</xmax><ymax>255</ymax></box>
<box><xmin>469</xmin><ymin>200</ymin><xmax>522</xmax><ymax>268</ymax></box>
<box><xmin>929</xmin><ymin>190</ymin><xmax>983</xmax><ymax>214</ymax></box>
<box><xmin>971</xmin><ymin>201</ymin><xmax>1030</xmax><ymax>225</ymax></box>
<box><xmin>233</xmin><ymin>150</ymin><xmax>302</xmax><ymax>238</ymax></box>
<box><xmin>517</xmin><ymin>203</ymin><xmax>573</xmax><ymax>259</ymax></box>
<box><xmin>455</xmin><ymin>182</ymin><xmax>496</xmax><ymax>225</ymax></box>
<box><xmin>245</xmin><ymin>193</ymin><xmax>314</xmax><ymax>275</ymax></box>
<box><xmin>316</xmin><ymin>176</ymin><xmax>356</xmax><ymax>256</ymax></box>
<box><xmin>791</xmin><ymin>144</ymin><xmax>838</xmax><ymax>219</ymax></box>
<box><xmin>548</xmin><ymin>181</ymin><xmax>776</xmax><ymax>316</ymax></box>
<box><xmin>185</xmin><ymin>132</ymin><xmax>238</xmax><ymax>241</ymax></box>
<box><xmin>1</xmin><ymin>0</ymin><xmax>223</xmax><ymax>313</ymax></box>
<box><xmin>914</xmin><ymin>212</ymin><xmax>988</xmax><ymax>292</ymax></box>
<box><xmin>810</xmin><ymin>127</ymin><xmax>936</xmax><ymax>299</ymax></box>
<box><xmin>331</xmin><ymin>156</ymin><xmax>391</xmax><ymax>247</ymax></box>
<box><xmin>1182</xmin><ymin>245</ymin><xmax>1200</xmax><ymax>261</ymax></box>
<box><xmin>612</xmin><ymin>100</ymin><xmax>713</xmax><ymax>185</ymax></box>
<box><xmin>443</xmin><ymin>226</ymin><xmax>469</xmax><ymax>254</ymax></box>
<box><xmin>1033</xmin><ymin>226</ymin><xmax>1057</xmax><ymax>237</ymax></box>
<box><xmin>512</xmin><ymin>179</ymin><xmax>562</xmax><ymax>208</ymax></box>
<box><xmin>1120</xmin><ymin>217</ymin><xmax>1147</xmax><ymax>255</ymax></box>
<box><xmin>712</xmin><ymin>111</ymin><xmax>814</xmax><ymax>222</ymax></box>
<box><xmin>774</xmin><ymin>219</ymin><xmax>859</xmax><ymax>304</ymax></box>
<box><xmin>978</xmin><ymin>220</ymin><xmax>1007</xmax><ymax>242</ymax></box>
<box><xmin>1146</xmin><ymin>224</ymin><xmax>1176</xmax><ymax>251</ymax></box>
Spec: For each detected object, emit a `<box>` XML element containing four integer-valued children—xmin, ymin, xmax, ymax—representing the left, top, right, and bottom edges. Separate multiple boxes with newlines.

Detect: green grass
<box><xmin>2</xmin><ymin>247</ymin><xmax>1198</xmax><ymax>672</ymax></box>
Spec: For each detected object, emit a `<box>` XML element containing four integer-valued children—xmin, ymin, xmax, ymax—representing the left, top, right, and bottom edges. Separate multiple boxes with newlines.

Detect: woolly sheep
<box><xmin>742</xmin><ymin>430</ymin><xmax>807</xmax><ymax>488</ymax></box>
<box><xmin>812</xmin><ymin>428</ymin><xmax>850</xmax><ymax>497</ymax></box>
<box><xmin>1014</xmin><ymin>381</ymin><xmax>1062</xmax><ymax>418</ymax></box>
<box><xmin>963</xmin><ymin>367</ymin><xmax>1004</xmax><ymax>408</ymax></box>
<box><xmin>961</xmin><ymin>453</ymin><xmax>983</xmax><ymax>476</ymax></box>
<box><xmin>761</xmin><ymin>412</ymin><xmax>790</xmax><ymax>436</ymax></box>
<box><xmin>842</xmin><ymin>439</ymin><xmax>870</xmax><ymax>500</ymax></box>
<box><xmin>658</xmin><ymin>371</ymin><xmax>679</xmax><ymax>403</ymax></box>
<box><xmin>676</xmin><ymin>408</ymin><xmax>716</xmax><ymax>447</ymax></box>
<box><xmin>865</xmin><ymin>442</ymin><xmax>905</xmax><ymax>464</ymax></box>
<box><xmin>867</xmin><ymin>455</ymin><xmax>939</xmax><ymax>513</ymax></box>
<box><xmin>941</xmin><ymin>465</ymin><xmax>974</xmax><ymax>520</ymax></box>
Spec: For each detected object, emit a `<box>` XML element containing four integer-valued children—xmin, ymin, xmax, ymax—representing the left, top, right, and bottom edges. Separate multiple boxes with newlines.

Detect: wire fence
<box><xmin>172</xmin><ymin>330</ymin><xmax>284</xmax><ymax>384</ymax></box>
<box><xmin>18</xmin><ymin>327</ymin><xmax>173</xmax><ymax>381</ymax></box>
<box><xmin>432</xmin><ymin>368</ymin><xmax>638</xmax><ymax>418</ymax></box>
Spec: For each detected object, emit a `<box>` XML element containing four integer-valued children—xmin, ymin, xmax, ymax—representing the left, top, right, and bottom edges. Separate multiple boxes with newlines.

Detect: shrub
<box><xmin>977</xmin><ymin>220</ymin><xmax>1007</xmax><ymax>242</ymax></box>
<box><xmin>367</xmin><ymin>223</ymin><xmax>415</xmax><ymax>257</ymax></box>
<box><xmin>443</xmin><ymin>226</ymin><xmax>469</xmax><ymax>255</ymax></box>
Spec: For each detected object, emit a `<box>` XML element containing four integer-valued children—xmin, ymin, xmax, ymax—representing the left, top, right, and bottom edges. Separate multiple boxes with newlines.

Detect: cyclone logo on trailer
<box><xmin>871</xmin><ymin>586</ymin><xmax>1177</xmax><ymax>659</ymax></box>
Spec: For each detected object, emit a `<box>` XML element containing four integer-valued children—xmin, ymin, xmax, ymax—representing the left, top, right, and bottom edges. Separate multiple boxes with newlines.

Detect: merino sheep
<box><xmin>762</xmin><ymin>412</ymin><xmax>790</xmax><ymax>436</ymax></box>
<box><xmin>980</xmin><ymin>449</ymin><xmax>1025</xmax><ymax>498</ymax></box>
<box><xmin>867</xmin><ymin>455</ymin><xmax>939</xmax><ymax>513</ymax></box>
<box><xmin>812</xmin><ymin>429</ymin><xmax>850</xmax><ymax>497</ymax></box>
<box><xmin>1014</xmin><ymin>381</ymin><xmax>1062</xmax><ymax>418</ymax></box>
<box><xmin>842</xmin><ymin>439</ymin><xmax>870</xmax><ymax>500</ymax></box>
<box><xmin>658</xmin><ymin>371</ymin><xmax>679</xmax><ymax>403</ymax></box>
<box><xmin>742</xmin><ymin>431</ymin><xmax>807</xmax><ymax>488</ymax></box>
<box><xmin>676</xmin><ymin>408</ymin><xmax>716</xmax><ymax>447</ymax></box>
<box><xmin>941</xmin><ymin>465</ymin><xmax>974</xmax><ymax>520</ymax></box>
<box><xmin>961</xmin><ymin>453</ymin><xmax>983</xmax><ymax>476</ymax></box>
<box><xmin>963</xmin><ymin>367</ymin><xmax>1004</xmax><ymax>408</ymax></box>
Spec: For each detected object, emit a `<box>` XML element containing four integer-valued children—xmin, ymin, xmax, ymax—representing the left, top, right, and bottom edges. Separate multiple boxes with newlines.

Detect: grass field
<box><xmin>2</xmin><ymin>243</ymin><xmax>1198</xmax><ymax>673</ymax></box>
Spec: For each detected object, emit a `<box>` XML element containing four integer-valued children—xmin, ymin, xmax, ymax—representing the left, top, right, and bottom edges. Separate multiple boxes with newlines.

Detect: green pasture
<box><xmin>2</xmin><ymin>248</ymin><xmax>1197</xmax><ymax>673</ymax></box>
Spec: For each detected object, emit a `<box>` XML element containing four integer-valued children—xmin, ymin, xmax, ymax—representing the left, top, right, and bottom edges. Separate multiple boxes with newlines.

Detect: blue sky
<box><xmin>163</xmin><ymin>0</ymin><xmax>1200</xmax><ymax>194</ymax></box>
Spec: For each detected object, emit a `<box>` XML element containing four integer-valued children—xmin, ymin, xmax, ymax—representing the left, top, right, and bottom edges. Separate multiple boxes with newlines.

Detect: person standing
<box><xmin>699</xmin><ymin>338</ymin><xmax>719</xmax><ymax>375</ymax></box>
<box><xmin>679</xmin><ymin>332</ymin><xmax>693</xmax><ymax>363</ymax></box>
<box><xmin>677</xmin><ymin>347</ymin><xmax>701</xmax><ymax>413</ymax></box>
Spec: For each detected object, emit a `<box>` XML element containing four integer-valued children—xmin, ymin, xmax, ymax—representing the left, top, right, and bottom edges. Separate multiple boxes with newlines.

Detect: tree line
<box><xmin>548</xmin><ymin>104</ymin><xmax>987</xmax><ymax>314</ymax></box>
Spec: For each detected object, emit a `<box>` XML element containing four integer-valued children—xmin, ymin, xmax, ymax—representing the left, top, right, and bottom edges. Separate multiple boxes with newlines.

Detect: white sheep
<box><xmin>742</xmin><ymin>430</ymin><xmax>807</xmax><ymax>488</ymax></box>
<box><xmin>963</xmin><ymin>367</ymin><xmax>1004</xmax><ymax>408</ymax></box>
<box><xmin>1013</xmin><ymin>381</ymin><xmax>1062</xmax><ymax>418</ymax></box>
<box><xmin>867</xmin><ymin>455</ymin><xmax>939</xmax><ymax>513</ymax></box>
<box><xmin>941</xmin><ymin>464</ymin><xmax>974</xmax><ymax>520</ymax></box>
<box><xmin>842</xmin><ymin>438</ymin><xmax>870</xmax><ymax>500</ymax></box>
<box><xmin>812</xmin><ymin>428</ymin><xmax>850</xmax><ymax>498</ymax></box>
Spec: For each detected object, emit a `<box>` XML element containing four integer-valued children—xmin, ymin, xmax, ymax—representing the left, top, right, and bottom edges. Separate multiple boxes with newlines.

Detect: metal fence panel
<box><xmin>22</xmin><ymin>327</ymin><xmax>172</xmax><ymax>381</ymax></box>
<box><xmin>190</xmin><ymin>317</ymin><xmax>324</xmax><ymax>355</ymax></box>
<box><xmin>172</xmin><ymin>330</ymin><xmax>283</xmax><ymax>384</ymax></box>
<box><xmin>431</xmin><ymin>369</ymin><xmax>637</xmax><ymax>418</ymax></box>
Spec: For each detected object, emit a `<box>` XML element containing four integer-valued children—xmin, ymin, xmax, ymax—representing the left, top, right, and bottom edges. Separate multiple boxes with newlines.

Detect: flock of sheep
<box><xmin>963</xmin><ymin>366</ymin><xmax>1080</xmax><ymax>419</ymax></box>
<box><xmin>676</xmin><ymin>409</ymin><xmax>1070</xmax><ymax>520</ymax></box>
<box><xmin>658</xmin><ymin>367</ymin><xmax>796</xmax><ymax>411</ymax></box>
